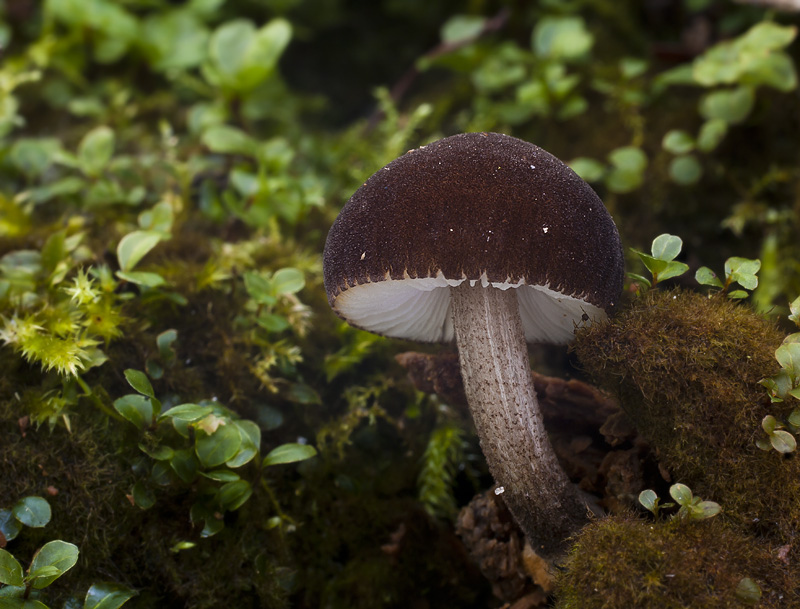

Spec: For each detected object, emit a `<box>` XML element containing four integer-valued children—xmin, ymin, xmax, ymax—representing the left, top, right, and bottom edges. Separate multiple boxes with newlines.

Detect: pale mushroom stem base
<box><xmin>450</xmin><ymin>282</ymin><xmax>589</xmax><ymax>560</ymax></box>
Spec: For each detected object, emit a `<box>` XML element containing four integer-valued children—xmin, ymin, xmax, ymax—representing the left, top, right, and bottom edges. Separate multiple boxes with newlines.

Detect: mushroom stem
<box><xmin>450</xmin><ymin>281</ymin><xmax>589</xmax><ymax>560</ymax></box>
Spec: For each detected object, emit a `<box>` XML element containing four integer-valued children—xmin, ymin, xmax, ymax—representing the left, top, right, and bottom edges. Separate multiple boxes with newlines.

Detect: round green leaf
<box><xmin>195</xmin><ymin>422</ymin><xmax>242</xmax><ymax>468</ymax></box>
<box><xmin>762</xmin><ymin>415</ymin><xmax>779</xmax><ymax>434</ymax></box>
<box><xmin>699</xmin><ymin>87</ymin><xmax>754</xmax><ymax>124</ymax></box>
<box><xmin>84</xmin><ymin>582</ymin><xmax>137</xmax><ymax>609</ymax></box>
<box><xmin>0</xmin><ymin>549</ymin><xmax>24</xmax><ymax>587</ymax></box>
<box><xmin>533</xmin><ymin>16</ymin><xmax>594</xmax><ymax>61</ymax></box>
<box><xmin>651</xmin><ymin>234</ymin><xmax>683</xmax><ymax>262</ymax></box>
<box><xmin>12</xmin><ymin>497</ymin><xmax>51</xmax><ymax>528</ymax></box>
<box><xmin>605</xmin><ymin>168</ymin><xmax>643</xmax><ymax>194</ymax></box>
<box><xmin>638</xmin><ymin>489</ymin><xmax>657</xmax><ymax>513</ymax></box>
<box><xmin>169</xmin><ymin>448</ymin><xmax>199</xmax><ymax>484</ymax></box>
<box><xmin>272</xmin><ymin>268</ymin><xmax>305</xmax><ymax>295</ymax></box>
<box><xmin>775</xmin><ymin>342</ymin><xmax>800</xmax><ymax>374</ymax></box>
<box><xmin>770</xmin><ymin>429</ymin><xmax>797</xmax><ymax>453</ymax></box>
<box><xmin>217</xmin><ymin>480</ymin><xmax>252</xmax><ymax>511</ymax></box>
<box><xmin>440</xmin><ymin>15</ymin><xmax>485</xmax><ymax>44</ymax></box>
<box><xmin>28</xmin><ymin>540</ymin><xmax>79</xmax><ymax>589</ymax></box>
<box><xmin>124</xmin><ymin>369</ymin><xmax>154</xmax><ymax>398</ymax></box>
<box><xmin>77</xmin><ymin>126</ymin><xmax>114</xmax><ymax>177</ymax></box>
<box><xmin>669</xmin><ymin>155</ymin><xmax>702</xmax><ymax>185</ymax></box>
<box><xmin>116</xmin><ymin>231</ymin><xmax>165</xmax><ymax>273</ymax></box>
<box><xmin>696</xmin><ymin>500</ymin><xmax>721</xmax><ymax>519</ymax></box>
<box><xmin>113</xmin><ymin>395</ymin><xmax>153</xmax><ymax>430</ymax></box>
<box><xmin>262</xmin><ymin>442</ymin><xmax>317</xmax><ymax>467</ymax></box>
<box><xmin>226</xmin><ymin>420</ymin><xmax>261</xmax><ymax>468</ymax></box>
<box><xmin>608</xmin><ymin>146</ymin><xmax>647</xmax><ymax>173</ymax></box>
<box><xmin>735</xmin><ymin>577</ymin><xmax>762</xmax><ymax>604</ymax></box>
<box><xmin>201</xmin><ymin>125</ymin><xmax>256</xmax><ymax>156</ymax></box>
<box><xmin>695</xmin><ymin>266</ymin><xmax>723</xmax><ymax>288</ymax></box>
<box><xmin>568</xmin><ymin>157</ymin><xmax>605</xmax><ymax>182</ymax></box>
<box><xmin>669</xmin><ymin>483</ymin><xmax>693</xmax><ymax>506</ymax></box>
<box><xmin>131</xmin><ymin>481</ymin><xmax>155</xmax><ymax>510</ymax></box>
<box><xmin>0</xmin><ymin>510</ymin><xmax>22</xmax><ymax>542</ymax></box>
<box><xmin>697</xmin><ymin>119</ymin><xmax>728</xmax><ymax>152</ymax></box>
<box><xmin>662</xmin><ymin>130</ymin><xmax>695</xmax><ymax>155</ymax></box>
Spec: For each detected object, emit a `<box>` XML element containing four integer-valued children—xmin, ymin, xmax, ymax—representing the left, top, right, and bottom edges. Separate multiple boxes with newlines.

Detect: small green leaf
<box><xmin>200</xmin><ymin>470</ymin><xmax>240</xmax><ymax>482</ymax></box>
<box><xmin>697</xmin><ymin>118</ymin><xmax>728</xmax><ymax>152</ymax></box>
<box><xmin>775</xmin><ymin>342</ymin><xmax>800</xmax><ymax>375</ymax></box>
<box><xmin>626</xmin><ymin>272</ymin><xmax>652</xmax><ymax>288</ymax></box>
<box><xmin>159</xmin><ymin>403</ymin><xmax>213</xmax><ymax>423</ymax></box>
<box><xmin>262</xmin><ymin>442</ymin><xmax>317</xmax><ymax>466</ymax></box>
<box><xmin>695</xmin><ymin>500</ymin><xmax>721</xmax><ymax>519</ymax></box>
<box><xmin>203</xmin><ymin>18</ymin><xmax>292</xmax><ymax>93</ymax></box>
<box><xmin>440</xmin><ymin>14</ymin><xmax>486</xmax><ymax>44</ymax></box>
<box><xmin>662</xmin><ymin>130</ymin><xmax>695</xmax><ymax>155</ymax></box>
<box><xmin>117</xmin><ymin>231</ymin><xmax>165</xmax><ymax>273</ymax></box>
<box><xmin>131</xmin><ymin>481</ymin><xmax>155</xmax><ymax>509</ymax></box>
<box><xmin>788</xmin><ymin>409</ymin><xmax>800</xmax><ymax>427</ymax></box>
<box><xmin>138</xmin><ymin>443</ymin><xmax>173</xmax><ymax>461</ymax></box>
<box><xmin>695</xmin><ymin>266</ymin><xmax>723</xmax><ymax>288</ymax></box>
<box><xmin>12</xmin><ymin>497</ymin><xmax>51</xmax><ymax>528</ymax></box>
<box><xmin>115</xmin><ymin>271</ymin><xmax>166</xmax><ymax>288</ymax></box>
<box><xmin>668</xmin><ymin>155</ymin><xmax>702</xmax><ymax>185</ymax></box>
<box><xmin>169</xmin><ymin>448</ymin><xmax>198</xmax><ymax>484</ymax></box>
<box><xmin>195</xmin><ymin>421</ymin><xmax>242</xmax><ymax>468</ymax></box>
<box><xmin>272</xmin><ymin>268</ymin><xmax>305</xmax><ymax>295</ymax></box>
<box><xmin>217</xmin><ymin>480</ymin><xmax>252</xmax><ymax>511</ymax></box>
<box><xmin>83</xmin><ymin>582</ymin><xmax>137</xmax><ymax>609</ymax></box>
<box><xmin>699</xmin><ymin>86</ymin><xmax>754</xmax><ymax>124</ymax></box>
<box><xmin>28</xmin><ymin>540</ymin><xmax>79</xmax><ymax>589</ymax></box>
<box><xmin>113</xmin><ymin>395</ymin><xmax>153</xmax><ymax>430</ymax></box>
<box><xmin>533</xmin><ymin>15</ymin><xmax>594</xmax><ymax>61</ymax></box>
<box><xmin>169</xmin><ymin>541</ymin><xmax>196</xmax><ymax>553</ymax></box>
<box><xmin>651</xmin><ymin>234</ymin><xmax>683</xmax><ymax>261</ymax></box>
<box><xmin>226</xmin><ymin>420</ymin><xmax>261</xmax><ymax>468</ymax></box>
<box><xmin>756</xmin><ymin>436</ymin><xmax>773</xmax><ymax>451</ymax></box>
<box><xmin>609</xmin><ymin>146</ymin><xmax>647</xmax><ymax>173</ymax></box>
<box><xmin>725</xmin><ymin>257</ymin><xmax>760</xmax><ymax>290</ymax></box>
<box><xmin>669</xmin><ymin>483</ymin><xmax>693</xmax><ymax>506</ymax></box>
<box><xmin>157</xmin><ymin>329</ymin><xmax>178</xmax><ymax>364</ymax></box>
<box><xmin>243</xmin><ymin>271</ymin><xmax>276</xmax><ymax>305</ymax></box>
<box><xmin>762</xmin><ymin>415</ymin><xmax>779</xmax><ymax>434</ymax></box>
<box><xmin>638</xmin><ymin>489</ymin><xmax>658</xmax><ymax>514</ymax></box>
<box><xmin>124</xmin><ymin>369</ymin><xmax>154</xmax><ymax>398</ymax></box>
<box><xmin>735</xmin><ymin>577</ymin><xmax>762</xmax><ymax>604</ymax></box>
<box><xmin>0</xmin><ymin>510</ymin><xmax>22</xmax><ymax>542</ymax></box>
<box><xmin>788</xmin><ymin>296</ymin><xmax>800</xmax><ymax>326</ymax></box>
<box><xmin>255</xmin><ymin>313</ymin><xmax>289</xmax><ymax>333</ymax></box>
<box><xmin>568</xmin><ymin>157</ymin><xmax>605</xmax><ymax>182</ymax></box>
<box><xmin>77</xmin><ymin>126</ymin><xmax>115</xmax><ymax>177</ymax></box>
<box><xmin>0</xmin><ymin>549</ymin><xmax>24</xmax><ymax>587</ymax></box>
<box><xmin>201</xmin><ymin>125</ymin><xmax>256</xmax><ymax>156</ymax></box>
<box><xmin>770</xmin><ymin>429</ymin><xmax>796</xmax><ymax>453</ymax></box>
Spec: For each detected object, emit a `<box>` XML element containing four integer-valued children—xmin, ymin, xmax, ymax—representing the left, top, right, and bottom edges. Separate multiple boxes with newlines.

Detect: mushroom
<box><xmin>323</xmin><ymin>132</ymin><xmax>624</xmax><ymax>559</ymax></box>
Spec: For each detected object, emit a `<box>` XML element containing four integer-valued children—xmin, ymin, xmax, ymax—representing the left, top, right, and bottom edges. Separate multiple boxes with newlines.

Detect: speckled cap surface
<box><xmin>323</xmin><ymin>132</ymin><xmax>624</xmax><ymax>343</ymax></box>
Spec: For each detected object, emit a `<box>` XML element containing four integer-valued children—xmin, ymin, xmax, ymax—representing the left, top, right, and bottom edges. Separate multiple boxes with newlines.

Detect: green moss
<box><xmin>573</xmin><ymin>289</ymin><xmax>800</xmax><ymax>542</ymax></box>
<box><xmin>554</xmin><ymin>515</ymin><xmax>799</xmax><ymax>609</ymax></box>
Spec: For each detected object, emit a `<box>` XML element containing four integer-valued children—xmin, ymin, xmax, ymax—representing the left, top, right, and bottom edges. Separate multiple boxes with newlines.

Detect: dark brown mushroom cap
<box><xmin>323</xmin><ymin>132</ymin><xmax>624</xmax><ymax>343</ymax></box>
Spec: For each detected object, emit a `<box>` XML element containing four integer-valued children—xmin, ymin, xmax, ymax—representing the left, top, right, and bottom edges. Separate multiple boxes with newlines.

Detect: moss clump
<box><xmin>554</xmin><ymin>515</ymin><xmax>799</xmax><ymax>609</ymax></box>
<box><xmin>573</xmin><ymin>289</ymin><xmax>800</xmax><ymax>542</ymax></box>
